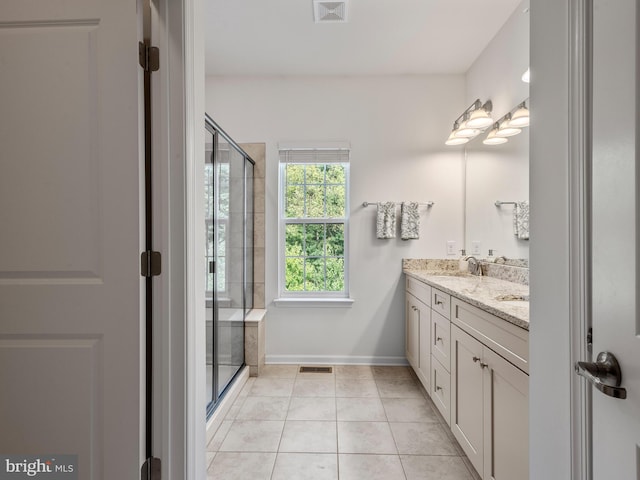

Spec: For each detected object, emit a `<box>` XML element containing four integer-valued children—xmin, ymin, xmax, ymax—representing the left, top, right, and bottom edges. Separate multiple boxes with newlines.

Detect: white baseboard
<box><xmin>265</xmin><ymin>354</ymin><xmax>409</xmax><ymax>366</ymax></box>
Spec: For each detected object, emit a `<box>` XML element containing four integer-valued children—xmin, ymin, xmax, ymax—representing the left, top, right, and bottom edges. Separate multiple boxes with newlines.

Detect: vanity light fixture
<box><xmin>465</xmin><ymin>101</ymin><xmax>494</xmax><ymax>129</ymax></box>
<box><xmin>495</xmin><ymin>113</ymin><xmax>522</xmax><ymax>137</ymax></box>
<box><xmin>445</xmin><ymin>124</ymin><xmax>470</xmax><ymax>145</ymax></box>
<box><xmin>509</xmin><ymin>102</ymin><xmax>530</xmax><ymax>127</ymax></box>
<box><xmin>444</xmin><ymin>99</ymin><xmax>493</xmax><ymax>146</ymax></box>
<box><xmin>454</xmin><ymin>114</ymin><xmax>481</xmax><ymax>138</ymax></box>
<box><xmin>481</xmin><ymin>99</ymin><xmax>530</xmax><ymax>144</ymax></box>
<box><xmin>483</xmin><ymin>124</ymin><xmax>509</xmax><ymax>145</ymax></box>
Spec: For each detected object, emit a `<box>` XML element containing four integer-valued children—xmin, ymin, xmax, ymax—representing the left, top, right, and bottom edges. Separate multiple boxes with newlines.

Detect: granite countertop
<box><xmin>403</xmin><ymin>269</ymin><xmax>530</xmax><ymax>331</ymax></box>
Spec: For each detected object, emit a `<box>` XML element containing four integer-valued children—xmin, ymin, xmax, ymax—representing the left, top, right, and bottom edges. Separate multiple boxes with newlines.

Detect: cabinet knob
<box><xmin>472</xmin><ymin>356</ymin><xmax>481</xmax><ymax>363</ymax></box>
<box><xmin>435</xmin><ymin>300</ymin><xmax>443</xmax><ymax>306</ymax></box>
<box><xmin>435</xmin><ymin>386</ymin><xmax>443</xmax><ymax>392</ymax></box>
<box><xmin>436</xmin><ymin>337</ymin><xmax>443</xmax><ymax>343</ymax></box>
<box><xmin>480</xmin><ymin>362</ymin><xmax>489</xmax><ymax>369</ymax></box>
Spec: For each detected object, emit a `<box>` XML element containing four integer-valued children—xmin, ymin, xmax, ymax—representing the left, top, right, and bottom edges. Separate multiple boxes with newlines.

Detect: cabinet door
<box><xmin>483</xmin><ymin>348</ymin><xmax>529</xmax><ymax>480</ymax></box>
<box><xmin>451</xmin><ymin>325</ymin><xmax>484</xmax><ymax>476</ymax></box>
<box><xmin>418</xmin><ymin>304</ymin><xmax>431</xmax><ymax>391</ymax></box>
<box><xmin>406</xmin><ymin>293</ymin><xmax>420</xmax><ymax>369</ymax></box>
<box><xmin>432</xmin><ymin>310</ymin><xmax>451</xmax><ymax>371</ymax></box>
<box><xmin>431</xmin><ymin>355</ymin><xmax>451</xmax><ymax>426</ymax></box>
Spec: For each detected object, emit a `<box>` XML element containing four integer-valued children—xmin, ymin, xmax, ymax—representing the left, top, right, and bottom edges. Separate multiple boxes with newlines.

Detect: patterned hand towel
<box><xmin>376</xmin><ymin>202</ymin><xmax>396</xmax><ymax>239</ymax></box>
<box><xmin>401</xmin><ymin>202</ymin><xmax>420</xmax><ymax>240</ymax></box>
<box><xmin>513</xmin><ymin>201</ymin><xmax>530</xmax><ymax>240</ymax></box>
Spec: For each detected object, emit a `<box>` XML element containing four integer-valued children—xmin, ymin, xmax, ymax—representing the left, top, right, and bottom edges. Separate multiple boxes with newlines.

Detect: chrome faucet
<box><xmin>466</xmin><ymin>256</ymin><xmax>483</xmax><ymax>276</ymax></box>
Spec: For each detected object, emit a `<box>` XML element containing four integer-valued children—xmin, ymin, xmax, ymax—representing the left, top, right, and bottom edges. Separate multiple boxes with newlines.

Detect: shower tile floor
<box><xmin>206</xmin><ymin>365</ymin><xmax>481</xmax><ymax>480</ymax></box>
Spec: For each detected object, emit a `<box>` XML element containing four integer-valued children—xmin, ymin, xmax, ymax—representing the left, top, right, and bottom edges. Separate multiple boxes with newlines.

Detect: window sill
<box><xmin>273</xmin><ymin>297</ymin><xmax>354</xmax><ymax>308</ymax></box>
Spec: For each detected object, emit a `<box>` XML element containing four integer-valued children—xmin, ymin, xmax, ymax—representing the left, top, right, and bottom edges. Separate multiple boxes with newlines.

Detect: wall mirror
<box><xmin>464</xmin><ymin>127</ymin><xmax>529</xmax><ymax>261</ymax></box>
<box><xmin>463</xmin><ymin>0</ymin><xmax>530</xmax><ymax>262</ymax></box>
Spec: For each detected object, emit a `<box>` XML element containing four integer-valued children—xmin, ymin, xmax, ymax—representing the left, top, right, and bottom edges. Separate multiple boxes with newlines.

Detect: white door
<box><xmin>0</xmin><ymin>0</ymin><xmax>143</xmax><ymax>478</ymax></box>
<box><xmin>590</xmin><ymin>0</ymin><xmax>640</xmax><ymax>476</ymax></box>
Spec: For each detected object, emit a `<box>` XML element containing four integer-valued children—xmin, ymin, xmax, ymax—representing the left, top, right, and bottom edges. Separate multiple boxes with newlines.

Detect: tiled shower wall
<box><xmin>240</xmin><ymin>143</ymin><xmax>265</xmax><ymax>309</ymax></box>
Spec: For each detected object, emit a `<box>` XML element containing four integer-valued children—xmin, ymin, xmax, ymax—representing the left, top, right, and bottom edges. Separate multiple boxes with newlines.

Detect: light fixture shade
<box><xmin>509</xmin><ymin>105</ymin><xmax>530</xmax><ymax>127</ymax></box>
<box><xmin>495</xmin><ymin>125</ymin><xmax>522</xmax><ymax>137</ymax></box>
<box><xmin>454</xmin><ymin>126</ymin><xmax>481</xmax><ymax>138</ymax></box>
<box><xmin>445</xmin><ymin>131</ymin><xmax>469</xmax><ymax>146</ymax></box>
<box><xmin>495</xmin><ymin>115</ymin><xmax>521</xmax><ymax>137</ymax></box>
<box><xmin>466</xmin><ymin>108</ymin><xmax>494</xmax><ymax>129</ymax></box>
<box><xmin>483</xmin><ymin>129</ymin><xmax>508</xmax><ymax>145</ymax></box>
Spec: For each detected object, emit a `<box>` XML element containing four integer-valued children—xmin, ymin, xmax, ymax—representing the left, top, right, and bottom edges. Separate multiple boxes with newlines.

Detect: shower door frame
<box><xmin>205</xmin><ymin>114</ymin><xmax>254</xmax><ymax>417</ymax></box>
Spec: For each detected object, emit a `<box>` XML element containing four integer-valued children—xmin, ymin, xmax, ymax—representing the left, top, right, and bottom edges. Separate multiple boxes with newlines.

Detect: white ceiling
<box><xmin>205</xmin><ymin>0</ymin><xmax>522</xmax><ymax>76</ymax></box>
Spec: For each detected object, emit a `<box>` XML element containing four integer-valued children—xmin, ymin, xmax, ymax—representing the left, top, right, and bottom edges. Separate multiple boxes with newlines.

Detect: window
<box><xmin>205</xmin><ymin>154</ymin><xmax>229</xmax><ymax>298</ymax></box>
<box><xmin>278</xmin><ymin>147</ymin><xmax>350</xmax><ymax>303</ymax></box>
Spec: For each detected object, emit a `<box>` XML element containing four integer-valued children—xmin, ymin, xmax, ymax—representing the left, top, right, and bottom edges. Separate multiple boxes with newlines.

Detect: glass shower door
<box><xmin>213</xmin><ymin>136</ymin><xmax>245</xmax><ymax>397</ymax></box>
<box><xmin>205</xmin><ymin>125</ymin><xmax>214</xmax><ymax>408</ymax></box>
<box><xmin>205</xmin><ymin>115</ymin><xmax>253</xmax><ymax>416</ymax></box>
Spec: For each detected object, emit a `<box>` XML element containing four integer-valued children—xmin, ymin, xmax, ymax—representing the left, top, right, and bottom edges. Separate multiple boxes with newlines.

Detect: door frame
<box><xmin>531</xmin><ymin>1</ymin><xmax>592</xmax><ymax>479</ymax></box>
<box><xmin>167</xmin><ymin>0</ymin><xmax>601</xmax><ymax>479</ymax></box>
<box><xmin>567</xmin><ymin>1</ymin><xmax>592</xmax><ymax>478</ymax></box>
<box><xmin>183</xmin><ymin>0</ymin><xmax>207</xmax><ymax>478</ymax></box>
<box><xmin>150</xmin><ymin>0</ymin><xmax>206</xmax><ymax>478</ymax></box>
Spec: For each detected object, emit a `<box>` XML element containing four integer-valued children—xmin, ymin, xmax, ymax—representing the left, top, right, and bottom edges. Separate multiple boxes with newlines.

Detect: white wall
<box><xmin>464</xmin><ymin>0</ymin><xmax>530</xmax><ymax>259</ymax></box>
<box><xmin>206</xmin><ymin>75</ymin><xmax>465</xmax><ymax>363</ymax></box>
<box><xmin>530</xmin><ymin>0</ymin><xmax>572</xmax><ymax>478</ymax></box>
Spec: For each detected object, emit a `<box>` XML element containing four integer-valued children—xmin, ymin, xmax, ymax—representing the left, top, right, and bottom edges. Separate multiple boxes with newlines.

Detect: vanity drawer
<box><xmin>431</xmin><ymin>310</ymin><xmax>451</xmax><ymax>371</ymax></box>
<box><xmin>406</xmin><ymin>276</ymin><xmax>431</xmax><ymax>306</ymax></box>
<box><xmin>451</xmin><ymin>297</ymin><xmax>529</xmax><ymax>374</ymax></box>
<box><xmin>431</xmin><ymin>355</ymin><xmax>451</xmax><ymax>426</ymax></box>
<box><xmin>431</xmin><ymin>288</ymin><xmax>451</xmax><ymax>319</ymax></box>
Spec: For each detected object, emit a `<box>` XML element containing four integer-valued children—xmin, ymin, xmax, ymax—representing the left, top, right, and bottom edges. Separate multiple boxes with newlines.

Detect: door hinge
<box><xmin>138</xmin><ymin>41</ymin><xmax>160</xmax><ymax>72</ymax></box>
<box><xmin>141</xmin><ymin>251</ymin><xmax>162</xmax><ymax>277</ymax></box>
<box><xmin>141</xmin><ymin>457</ymin><xmax>161</xmax><ymax>480</ymax></box>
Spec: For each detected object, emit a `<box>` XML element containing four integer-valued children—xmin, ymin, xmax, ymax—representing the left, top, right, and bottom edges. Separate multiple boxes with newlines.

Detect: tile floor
<box><xmin>207</xmin><ymin>365</ymin><xmax>481</xmax><ymax>480</ymax></box>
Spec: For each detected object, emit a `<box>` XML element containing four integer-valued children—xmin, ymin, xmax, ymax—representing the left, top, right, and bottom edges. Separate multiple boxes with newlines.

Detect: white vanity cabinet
<box><xmin>404</xmin><ymin>272</ymin><xmax>529</xmax><ymax>480</ymax></box>
<box><xmin>406</xmin><ymin>278</ymin><xmax>451</xmax><ymax>424</ymax></box>
<box><xmin>451</xmin><ymin>300</ymin><xmax>529</xmax><ymax>480</ymax></box>
<box><xmin>405</xmin><ymin>277</ymin><xmax>431</xmax><ymax>391</ymax></box>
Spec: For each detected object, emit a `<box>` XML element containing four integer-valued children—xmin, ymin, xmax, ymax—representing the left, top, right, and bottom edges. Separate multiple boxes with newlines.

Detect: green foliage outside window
<box><xmin>283</xmin><ymin>163</ymin><xmax>347</xmax><ymax>293</ymax></box>
<box><xmin>205</xmin><ymin>163</ymin><xmax>229</xmax><ymax>293</ymax></box>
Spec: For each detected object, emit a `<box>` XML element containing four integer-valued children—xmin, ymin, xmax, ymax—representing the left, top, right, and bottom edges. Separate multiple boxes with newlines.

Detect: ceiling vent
<box><xmin>313</xmin><ymin>1</ymin><xmax>348</xmax><ymax>23</ymax></box>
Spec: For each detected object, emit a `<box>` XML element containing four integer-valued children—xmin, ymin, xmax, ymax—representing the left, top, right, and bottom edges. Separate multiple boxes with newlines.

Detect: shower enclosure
<box><xmin>205</xmin><ymin>114</ymin><xmax>254</xmax><ymax>416</ymax></box>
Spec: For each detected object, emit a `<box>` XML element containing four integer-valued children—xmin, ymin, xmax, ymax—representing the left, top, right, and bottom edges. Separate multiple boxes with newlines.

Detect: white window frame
<box><xmin>275</xmin><ymin>145</ymin><xmax>353</xmax><ymax>307</ymax></box>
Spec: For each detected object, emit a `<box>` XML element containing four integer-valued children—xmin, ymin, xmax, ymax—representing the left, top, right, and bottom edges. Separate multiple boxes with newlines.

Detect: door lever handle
<box><xmin>575</xmin><ymin>351</ymin><xmax>627</xmax><ymax>399</ymax></box>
